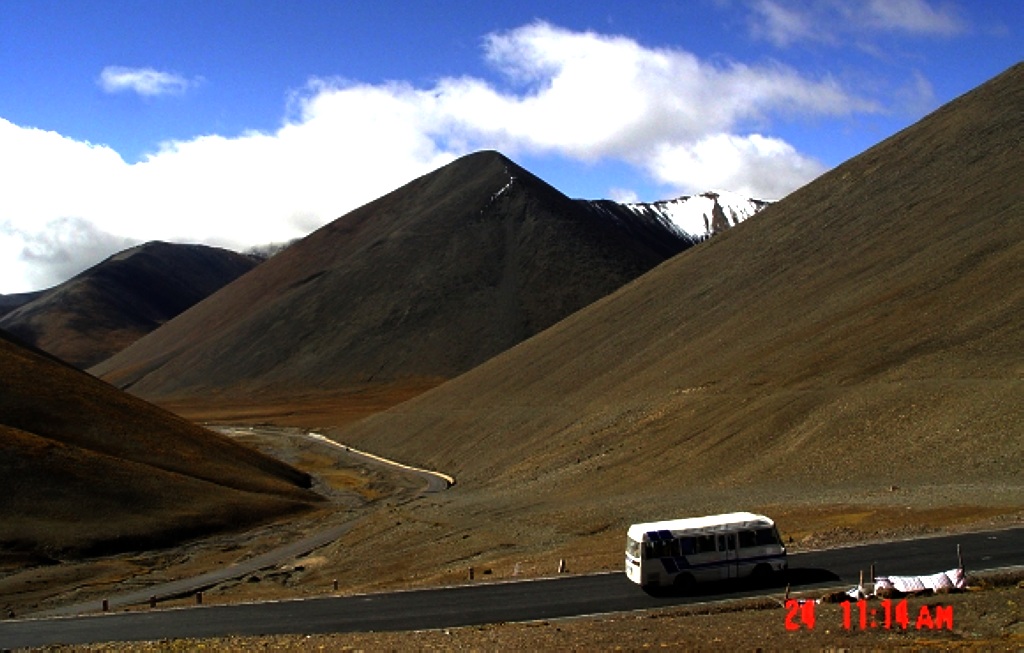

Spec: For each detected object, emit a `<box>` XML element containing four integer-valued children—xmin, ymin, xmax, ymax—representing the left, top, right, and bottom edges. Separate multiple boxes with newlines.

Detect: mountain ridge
<box><xmin>4</xmin><ymin>168</ymin><xmax>766</xmax><ymax>376</ymax></box>
<box><xmin>92</xmin><ymin>150</ymin><xmax>712</xmax><ymax>409</ymax></box>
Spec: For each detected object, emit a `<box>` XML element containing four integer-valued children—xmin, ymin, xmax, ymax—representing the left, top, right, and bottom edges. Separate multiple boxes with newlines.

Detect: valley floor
<box><xmin>3</xmin><ymin>422</ymin><xmax>1021</xmax><ymax>650</ymax></box>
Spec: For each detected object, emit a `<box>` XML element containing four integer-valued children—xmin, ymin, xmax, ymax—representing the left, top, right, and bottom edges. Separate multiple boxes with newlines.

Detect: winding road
<box><xmin>2</xmin><ymin>528</ymin><xmax>1022</xmax><ymax>648</ymax></box>
<box><xmin>26</xmin><ymin>428</ymin><xmax>452</xmax><ymax>620</ymax></box>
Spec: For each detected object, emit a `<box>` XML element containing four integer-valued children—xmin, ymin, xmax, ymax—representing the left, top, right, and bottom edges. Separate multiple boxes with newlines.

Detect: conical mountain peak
<box><xmin>93</xmin><ymin>151</ymin><xmax>687</xmax><ymax>410</ymax></box>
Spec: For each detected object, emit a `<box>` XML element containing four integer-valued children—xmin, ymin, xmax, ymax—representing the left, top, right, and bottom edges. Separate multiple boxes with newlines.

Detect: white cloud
<box><xmin>0</xmin><ymin>22</ymin><xmax>879</xmax><ymax>293</ymax></box>
<box><xmin>0</xmin><ymin>119</ymin><xmax>126</xmax><ymax>223</ymax></box>
<box><xmin>441</xmin><ymin>22</ymin><xmax>871</xmax><ymax>160</ymax></box>
<box><xmin>862</xmin><ymin>0</ymin><xmax>964</xmax><ymax>35</ymax></box>
<box><xmin>894</xmin><ymin>69</ymin><xmax>938</xmax><ymax>116</ymax></box>
<box><xmin>648</xmin><ymin>134</ymin><xmax>825</xmax><ymax>199</ymax></box>
<box><xmin>3</xmin><ymin>217</ymin><xmax>136</xmax><ymax>291</ymax></box>
<box><xmin>747</xmin><ymin>0</ymin><xmax>966</xmax><ymax>47</ymax></box>
<box><xmin>748</xmin><ymin>0</ymin><xmax>828</xmax><ymax>47</ymax></box>
<box><xmin>608</xmin><ymin>188</ymin><xmax>641</xmax><ymax>204</ymax></box>
<box><xmin>99</xmin><ymin>66</ymin><xmax>197</xmax><ymax>96</ymax></box>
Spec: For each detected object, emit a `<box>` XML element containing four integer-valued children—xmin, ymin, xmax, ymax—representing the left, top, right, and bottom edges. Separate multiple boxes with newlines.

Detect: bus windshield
<box><xmin>625</xmin><ymin>536</ymin><xmax>641</xmax><ymax>559</ymax></box>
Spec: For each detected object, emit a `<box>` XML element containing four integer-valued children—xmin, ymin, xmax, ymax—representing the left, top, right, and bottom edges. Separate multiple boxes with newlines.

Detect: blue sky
<box><xmin>1</xmin><ymin>0</ymin><xmax>1020</xmax><ymax>293</ymax></box>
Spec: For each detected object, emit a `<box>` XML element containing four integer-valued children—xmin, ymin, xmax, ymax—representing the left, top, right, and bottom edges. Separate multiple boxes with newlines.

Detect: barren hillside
<box><xmin>0</xmin><ymin>330</ymin><xmax>318</xmax><ymax>560</ymax></box>
<box><xmin>333</xmin><ymin>63</ymin><xmax>1022</xmax><ymax>530</ymax></box>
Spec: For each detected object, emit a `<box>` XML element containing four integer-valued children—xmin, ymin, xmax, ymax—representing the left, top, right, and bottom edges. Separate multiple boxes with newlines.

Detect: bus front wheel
<box><xmin>751</xmin><ymin>564</ymin><xmax>774</xmax><ymax>587</ymax></box>
<box><xmin>673</xmin><ymin>572</ymin><xmax>696</xmax><ymax>594</ymax></box>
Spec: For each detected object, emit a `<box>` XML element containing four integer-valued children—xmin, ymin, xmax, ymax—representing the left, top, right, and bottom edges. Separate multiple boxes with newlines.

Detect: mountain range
<box><xmin>91</xmin><ymin>153</ymin><xmax>767</xmax><ymax>414</ymax></box>
<box><xmin>2</xmin><ymin>61</ymin><xmax>1019</xmax><ymax>584</ymax></box>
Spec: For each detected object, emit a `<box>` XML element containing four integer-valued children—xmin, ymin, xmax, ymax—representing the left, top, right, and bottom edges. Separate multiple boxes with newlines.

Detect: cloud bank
<box><xmin>2</xmin><ymin>21</ymin><xmax>879</xmax><ymax>293</ymax></box>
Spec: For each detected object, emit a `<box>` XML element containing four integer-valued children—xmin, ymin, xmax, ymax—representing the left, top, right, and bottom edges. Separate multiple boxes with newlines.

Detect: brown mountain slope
<box><xmin>0</xmin><ymin>242</ymin><xmax>258</xmax><ymax>369</ymax></box>
<box><xmin>0</xmin><ymin>330</ymin><xmax>318</xmax><ymax>558</ymax></box>
<box><xmin>335</xmin><ymin>64</ymin><xmax>1022</xmax><ymax>526</ymax></box>
<box><xmin>92</xmin><ymin>151</ymin><xmax>686</xmax><ymax>410</ymax></box>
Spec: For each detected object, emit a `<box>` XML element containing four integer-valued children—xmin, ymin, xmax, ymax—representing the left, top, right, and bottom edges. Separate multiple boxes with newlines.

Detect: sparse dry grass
<box><xmin>164</xmin><ymin>381</ymin><xmax>442</xmax><ymax>430</ymax></box>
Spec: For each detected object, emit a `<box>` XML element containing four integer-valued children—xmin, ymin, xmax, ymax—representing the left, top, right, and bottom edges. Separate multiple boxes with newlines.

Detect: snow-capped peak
<box><xmin>624</xmin><ymin>191</ymin><xmax>771</xmax><ymax>241</ymax></box>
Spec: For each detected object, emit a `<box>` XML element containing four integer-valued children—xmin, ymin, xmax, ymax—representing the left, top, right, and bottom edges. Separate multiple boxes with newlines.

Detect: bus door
<box><xmin>718</xmin><ymin>532</ymin><xmax>739</xmax><ymax>579</ymax></box>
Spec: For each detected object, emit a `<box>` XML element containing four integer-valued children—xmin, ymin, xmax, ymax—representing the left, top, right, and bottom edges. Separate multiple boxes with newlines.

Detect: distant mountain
<box><xmin>0</xmin><ymin>242</ymin><xmax>259</xmax><ymax>368</ymax></box>
<box><xmin>244</xmin><ymin>239</ymin><xmax>299</xmax><ymax>261</ymax></box>
<box><xmin>0</xmin><ymin>291</ymin><xmax>44</xmax><ymax>318</ymax></box>
<box><xmin>581</xmin><ymin>190</ymin><xmax>771</xmax><ymax>245</ymax></box>
<box><xmin>0</xmin><ymin>329</ymin><xmax>317</xmax><ymax>559</ymax></box>
<box><xmin>93</xmin><ymin>151</ymin><xmax>696</xmax><ymax>409</ymax></box>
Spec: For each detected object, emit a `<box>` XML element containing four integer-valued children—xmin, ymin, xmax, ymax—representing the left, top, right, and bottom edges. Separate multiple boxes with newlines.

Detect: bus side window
<box><xmin>678</xmin><ymin>537</ymin><xmax>696</xmax><ymax>555</ymax></box>
<box><xmin>649</xmin><ymin>540</ymin><xmax>673</xmax><ymax>558</ymax></box>
<box><xmin>695</xmin><ymin>534</ymin><xmax>716</xmax><ymax>553</ymax></box>
<box><xmin>717</xmin><ymin>533</ymin><xmax>738</xmax><ymax>551</ymax></box>
<box><xmin>739</xmin><ymin>530</ymin><xmax>758</xmax><ymax>548</ymax></box>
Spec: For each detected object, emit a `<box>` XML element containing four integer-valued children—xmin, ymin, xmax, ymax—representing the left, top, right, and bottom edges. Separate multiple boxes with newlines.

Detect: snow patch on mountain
<box><xmin>625</xmin><ymin>191</ymin><xmax>771</xmax><ymax>241</ymax></box>
<box><xmin>492</xmin><ymin>176</ymin><xmax>515</xmax><ymax>201</ymax></box>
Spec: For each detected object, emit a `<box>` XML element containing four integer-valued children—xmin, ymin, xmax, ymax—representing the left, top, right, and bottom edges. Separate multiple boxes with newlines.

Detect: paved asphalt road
<box><xmin>2</xmin><ymin>527</ymin><xmax>1021</xmax><ymax>648</ymax></box>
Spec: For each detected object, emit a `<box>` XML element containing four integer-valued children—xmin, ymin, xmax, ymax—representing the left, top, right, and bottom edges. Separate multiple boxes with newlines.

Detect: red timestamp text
<box><xmin>785</xmin><ymin>598</ymin><xmax>954</xmax><ymax>631</ymax></box>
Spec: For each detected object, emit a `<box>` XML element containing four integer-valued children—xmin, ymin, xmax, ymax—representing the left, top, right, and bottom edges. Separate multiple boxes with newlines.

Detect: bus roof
<box><xmin>627</xmin><ymin>512</ymin><xmax>774</xmax><ymax>541</ymax></box>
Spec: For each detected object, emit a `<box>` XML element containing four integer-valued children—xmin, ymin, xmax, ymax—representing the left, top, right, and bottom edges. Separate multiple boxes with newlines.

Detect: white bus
<box><xmin>625</xmin><ymin>512</ymin><xmax>787</xmax><ymax>591</ymax></box>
